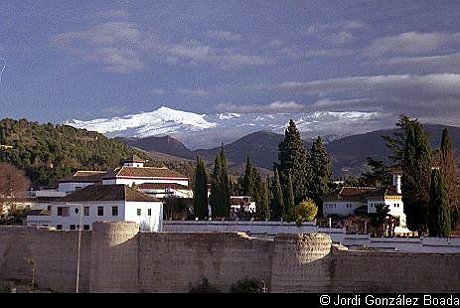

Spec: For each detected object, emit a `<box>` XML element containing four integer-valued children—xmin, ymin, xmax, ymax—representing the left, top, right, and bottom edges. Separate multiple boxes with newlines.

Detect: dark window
<box><xmin>56</xmin><ymin>225</ymin><xmax>62</xmax><ymax>230</ymax></box>
<box><xmin>112</xmin><ymin>206</ymin><xmax>118</xmax><ymax>216</ymax></box>
<box><xmin>47</xmin><ymin>205</ymin><xmax>51</xmax><ymax>211</ymax></box>
<box><xmin>70</xmin><ymin>225</ymin><xmax>76</xmax><ymax>230</ymax></box>
<box><xmin>84</xmin><ymin>207</ymin><xmax>89</xmax><ymax>216</ymax></box>
<box><xmin>83</xmin><ymin>225</ymin><xmax>90</xmax><ymax>230</ymax></box>
<box><xmin>148</xmin><ymin>208</ymin><xmax>152</xmax><ymax>216</ymax></box>
<box><xmin>75</xmin><ymin>186</ymin><xmax>82</xmax><ymax>191</ymax></box>
<box><xmin>57</xmin><ymin>207</ymin><xmax>63</xmax><ymax>216</ymax></box>
<box><xmin>75</xmin><ymin>208</ymin><xmax>79</xmax><ymax>214</ymax></box>
<box><xmin>57</xmin><ymin>207</ymin><xmax>69</xmax><ymax>216</ymax></box>
<box><xmin>137</xmin><ymin>208</ymin><xmax>141</xmax><ymax>216</ymax></box>
<box><xmin>98</xmin><ymin>206</ymin><xmax>104</xmax><ymax>216</ymax></box>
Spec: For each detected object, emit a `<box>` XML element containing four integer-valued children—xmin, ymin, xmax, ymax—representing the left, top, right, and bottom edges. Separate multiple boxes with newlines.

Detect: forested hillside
<box><xmin>0</xmin><ymin>118</ymin><xmax>193</xmax><ymax>188</ymax></box>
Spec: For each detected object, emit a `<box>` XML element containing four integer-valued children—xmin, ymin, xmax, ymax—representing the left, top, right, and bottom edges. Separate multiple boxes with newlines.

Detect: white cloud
<box><xmin>176</xmin><ymin>88</ymin><xmax>209</xmax><ymax>96</ymax></box>
<box><xmin>305</xmin><ymin>48</ymin><xmax>357</xmax><ymax>58</ymax></box>
<box><xmin>215</xmin><ymin>101</ymin><xmax>306</xmax><ymax>113</ymax></box>
<box><xmin>102</xmin><ymin>104</ymin><xmax>127</xmax><ymax>116</ymax></box>
<box><xmin>207</xmin><ymin>30</ymin><xmax>242</xmax><ymax>42</ymax></box>
<box><xmin>91</xmin><ymin>9</ymin><xmax>130</xmax><ymax>19</ymax></box>
<box><xmin>364</xmin><ymin>32</ymin><xmax>460</xmax><ymax>57</ymax></box>
<box><xmin>306</xmin><ymin>20</ymin><xmax>367</xmax><ymax>45</ymax></box>
<box><xmin>150</xmin><ymin>88</ymin><xmax>165</xmax><ymax>95</ymax></box>
<box><xmin>380</xmin><ymin>52</ymin><xmax>460</xmax><ymax>73</ymax></box>
<box><xmin>51</xmin><ymin>22</ymin><xmax>144</xmax><ymax>73</ymax></box>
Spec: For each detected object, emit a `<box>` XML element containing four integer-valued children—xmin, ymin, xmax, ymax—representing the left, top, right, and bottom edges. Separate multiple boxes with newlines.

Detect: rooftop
<box><xmin>104</xmin><ymin>166</ymin><xmax>188</xmax><ymax>179</ymax></box>
<box><xmin>58</xmin><ymin>171</ymin><xmax>107</xmax><ymax>183</ymax></box>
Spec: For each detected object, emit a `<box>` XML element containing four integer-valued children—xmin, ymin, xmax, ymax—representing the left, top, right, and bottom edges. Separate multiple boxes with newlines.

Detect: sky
<box><xmin>1</xmin><ymin>0</ymin><xmax>460</xmax><ymax>131</ymax></box>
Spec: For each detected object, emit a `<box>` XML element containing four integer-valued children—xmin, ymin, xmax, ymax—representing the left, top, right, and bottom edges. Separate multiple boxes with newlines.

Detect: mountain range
<box><xmin>117</xmin><ymin>124</ymin><xmax>460</xmax><ymax>177</ymax></box>
<box><xmin>66</xmin><ymin>106</ymin><xmax>380</xmax><ymax>149</ymax></box>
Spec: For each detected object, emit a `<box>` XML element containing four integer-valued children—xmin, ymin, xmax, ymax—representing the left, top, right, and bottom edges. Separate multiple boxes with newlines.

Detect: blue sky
<box><xmin>1</xmin><ymin>0</ymin><xmax>460</xmax><ymax>128</ymax></box>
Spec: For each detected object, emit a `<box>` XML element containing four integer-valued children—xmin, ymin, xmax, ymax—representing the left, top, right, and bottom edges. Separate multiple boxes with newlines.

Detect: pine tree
<box><xmin>275</xmin><ymin>119</ymin><xmax>310</xmax><ymax>204</ymax></box>
<box><xmin>272</xmin><ymin>168</ymin><xmax>285</xmax><ymax>220</ymax></box>
<box><xmin>439</xmin><ymin>129</ymin><xmax>459</xmax><ymax>230</ymax></box>
<box><xmin>284</xmin><ymin>174</ymin><xmax>295</xmax><ymax>222</ymax></box>
<box><xmin>243</xmin><ymin>156</ymin><xmax>258</xmax><ymax>197</ymax></box>
<box><xmin>210</xmin><ymin>145</ymin><xmax>230</xmax><ymax>218</ymax></box>
<box><xmin>428</xmin><ymin>168</ymin><xmax>451</xmax><ymax>237</ymax></box>
<box><xmin>219</xmin><ymin>144</ymin><xmax>230</xmax><ymax>217</ymax></box>
<box><xmin>259</xmin><ymin>178</ymin><xmax>270</xmax><ymax>221</ymax></box>
<box><xmin>310</xmin><ymin>136</ymin><xmax>332</xmax><ymax>216</ymax></box>
<box><xmin>360</xmin><ymin>157</ymin><xmax>392</xmax><ymax>187</ymax></box>
<box><xmin>193</xmin><ymin>156</ymin><xmax>208</xmax><ymax>219</ymax></box>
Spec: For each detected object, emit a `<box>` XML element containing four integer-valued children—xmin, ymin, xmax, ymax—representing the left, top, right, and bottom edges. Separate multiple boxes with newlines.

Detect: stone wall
<box><xmin>0</xmin><ymin>223</ymin><xmax>459</xmax><ymax>293</ymax></box>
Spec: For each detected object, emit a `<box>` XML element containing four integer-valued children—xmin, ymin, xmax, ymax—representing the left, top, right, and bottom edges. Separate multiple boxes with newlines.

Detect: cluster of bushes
<box><xmin>188</xmin><ymin>277</ymin><xmax>267</xmax><ymax>293</ymax></box>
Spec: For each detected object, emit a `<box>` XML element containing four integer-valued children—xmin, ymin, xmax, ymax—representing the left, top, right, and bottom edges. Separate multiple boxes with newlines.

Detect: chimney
<box><xmin>395</xmin><ymin>174</ymin><xmax>402</xmax><ymax>194</ymax></box>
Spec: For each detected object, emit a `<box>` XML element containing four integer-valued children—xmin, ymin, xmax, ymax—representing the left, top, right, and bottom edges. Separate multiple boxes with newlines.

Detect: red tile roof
<box><xmin>56</xmin><ymin>184</ymin><xmax>159</xmax><ymax>203</ymax></box>
<box><xmin>138</xmin><ymin>183</ymin><xmax>191</xmax><ymax>190</ymax></box>
<box><xmin>322</xmin><ymin>187</ymin><xmax>375</xmax><ymax>202</ymax></box>
<box><xmin>103</xmin><ymin>166</ymin><xmax>187</xmax><ymax>179</ymax></box>
<box><xmin>59</xmin><ymin>171</ymin><xmax>107</xmax><ymax>183</ymax></box>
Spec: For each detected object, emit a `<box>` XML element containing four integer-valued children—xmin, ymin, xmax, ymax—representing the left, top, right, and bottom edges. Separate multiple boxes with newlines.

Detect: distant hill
<box><xmin>119</xmin><ymin>124</ymin><xmax>460</xmax><ymax>177</ymax></box>
<box><xmin>0</xmin><ymin>118</ymin><xmax>194</xmax><ymax>188</ymax></box>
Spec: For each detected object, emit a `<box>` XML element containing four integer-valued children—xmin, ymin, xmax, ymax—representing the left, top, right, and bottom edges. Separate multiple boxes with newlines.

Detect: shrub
<box><xmin>295</xmin><ymin>198</ymin><xmax>318</xmax><ymax>227</ymax></box>
<box><xmin>231</xmin><ymin>278</ymin><xmax>266</xmax><ymax>293</ymax></box>
<box><xmin>188</xmin><ymin>278</ymin><xmax>221</xmax><ymax>293</ymax></box>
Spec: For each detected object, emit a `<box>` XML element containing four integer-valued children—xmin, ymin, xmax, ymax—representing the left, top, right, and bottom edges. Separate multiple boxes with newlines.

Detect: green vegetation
<box><xmin>193</xmin><ymin>156</ymin><xmax>208</xmax><ymax>219</ymax></box>
<box><xmin>210</xmin><ymin>145</ymin><xmax>230</xmax><ymax>218</ymax></box>
<box><xmin>428</xmin><ymin>168</ymin><xmax>451</xmax><ymax>237</ymax></box>
<box><xmin>271</xmin><ymin>168</ymin><xmax>284</xmax><ymax>219</ymax></box>
<box><xmin>188</xmin><ymin>278</ymin><xmax>221</xmax><ymax>293</ymax></box>
<box><xmin>231</xmin><ymin>278</ymin><xmax>266</xmax><ymax>293</ymax></box>
<box><xmin>295</xmin><ymin>198</ymin><xmax>318</xmax><ymax>227</ymax></box>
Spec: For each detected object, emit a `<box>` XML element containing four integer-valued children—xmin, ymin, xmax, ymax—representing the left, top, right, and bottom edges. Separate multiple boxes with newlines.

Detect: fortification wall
<box><xmin>0</xmin><ymin>226</ymin><xmax>91</xmax><ymax>292</ymax></box>
<box><xmin>138</xmin><ymin>232</ymin><xmax>273</xmax><ymax>292</ymax></box>
<box><xmin>0</xmin><ymin>224</ymin><xmax>459</xmax><ymax>293</ymax></box>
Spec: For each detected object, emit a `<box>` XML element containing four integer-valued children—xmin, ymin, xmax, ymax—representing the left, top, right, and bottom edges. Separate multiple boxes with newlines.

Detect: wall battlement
<box><xmin>0</xmin><ymin>223</ymin><xmax>459</xmax><ymax>292</ymax></box>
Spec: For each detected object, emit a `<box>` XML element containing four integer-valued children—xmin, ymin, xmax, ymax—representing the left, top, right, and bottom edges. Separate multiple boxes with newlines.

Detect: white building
<box><xmin>138</xmin><ymin>183</ymin><xmax>193</xmax><ymax>199</ymax></box>
<box><xmin>322</xmin><ymin>169</ymin><xmax>408</xmax><ymax>233</ymax></box>
<box><xmin>58</xmin><ymin>171</ymin><xmax>107</xmax><ymax>193</ymax></box>
<box><xmin>47</xmin><ymin>184</ymin><xmax>163</xmax><ymax>231</ymax></box>
<box><xmin>230</xmin><ymin>196</ymin><xmax>256</xmax><ymax>213</ymax></box>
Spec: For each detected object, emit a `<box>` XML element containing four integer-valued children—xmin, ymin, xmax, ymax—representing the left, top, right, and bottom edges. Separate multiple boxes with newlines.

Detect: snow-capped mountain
<box><xmin>65</xmin><ymin>106</ymin><xmax>383</xmax><ymax>149</ymax></box>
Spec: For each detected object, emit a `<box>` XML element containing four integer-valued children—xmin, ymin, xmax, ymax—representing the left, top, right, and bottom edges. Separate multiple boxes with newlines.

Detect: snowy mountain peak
<box><xmin>65</xmin><ymin>106</ymin><xmax>383</xmax><ymax>149</ymax></box>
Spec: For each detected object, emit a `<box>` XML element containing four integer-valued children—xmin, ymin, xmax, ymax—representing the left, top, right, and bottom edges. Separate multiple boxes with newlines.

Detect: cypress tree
<box><xmin>259</xmin><ymin>178</ymin><xmax>270</xmax><ymax>221</ymax></box>
<box><xmin>275</xmin><ymin>119</ymin><xmax>310</xmax><ymax>204</ymax></box>
<box><xmin>219</xmin><ymin>144</ymin><xmax>230</xmax><ymax>217</ymax></box>
<box><xmin>428</xmin><ymin>168</ymin><xmax>451</xmax><ymax>237</ymax></box>
<box><xmin>439</xmin><ymin>129</ymin><xmax>459</xmax><ymax>230</ymax></box>
<box><xmin>243</xmin><ymin>156</ymin><xmax>256</xmax><ymax>197</ymax></box>
<box><xmin>284</xmin><ymin>174</ymin><xmax>295</xmax><ymax>222</ymax></box>
<box><xmin>310</xmin><ymin>136</ymin><xmax>332</xmax><ymax>216</ymax></box>
<box><xmin>193</xmin><ymin>156</ymin><xmax>208</xmax><ymax>219</ymax></box>
<box><xmin>210</xmin><ymin>154</ymin><xmax>222</xmax><ymax>218</ymax></box>
<box><xmin>272</xmin><ymin>168</ymin><xmax>285</xmax><ymax>220</ymax></box>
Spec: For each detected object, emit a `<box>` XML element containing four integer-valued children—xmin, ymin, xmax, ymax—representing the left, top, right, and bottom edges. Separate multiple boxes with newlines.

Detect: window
<box><xmin>75</xmin><ymin>186</ymin><xmax>82</xmax><ymax>191</ymax></box>
<box><xmin>112</xmin><ymin>206</ymin><xmax>118</xmax><ymax>216</ymax></box>
<box><xmin>84</xmin><ymin>207</ymin><xmax>90</xmax><ymax>216</ymax></box>
<box><xmin>137</xmin><ymin>208</ymin><xmax>141</xmax><ymax>216</ymax></box>
<box><xmin>148</xmin><ymin>208</ymin><xmax>152</xmax><ymax>216</ymax></box>
<box><xmin>70</xmin><ymin>225</ymin><xmax>76</xmax><ymax>230</ymax></box>
<box><xmin>83</xmin><ymin>225</ymin><xmax>90</xmax><ymax>230</ymax></box>
<box><xmin>75</xmin><ymin>208</ymin><xmax>79</xmax><ymax>214</ymax></box>
<box><xmin>98</xmin><ymin>206</ymin><xmax>104</xmax><ymax>216</ymax></box>
<box><xmin>47</xmin><ymin>205</ymin><xmax>51</xmax><ymax>212</ymax></box>
<box><xmin>56</xmin><ymin>225</ymin><xmax>62</xmax><ymax>230</ymax></box>
<box><xmin>57</xmin><ymin>207</ymin><xmax>69</xmax><ymax>217</ymax></box>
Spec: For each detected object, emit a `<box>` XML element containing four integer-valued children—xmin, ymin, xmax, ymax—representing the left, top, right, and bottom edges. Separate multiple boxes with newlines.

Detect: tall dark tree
<box><xmin>275</xmin><ymin>119</ymin><xmax>310</xmax><ymax>204</ymax></box>
<box><xmin>272</xmin><ymin>168</ymin><xmax>285</xmax><ymax>220</ymax></box>
<box><xmin>310</xmin><ymin>136</ymin><xmax>333</xmax><ymax>215</ymax></box>
<box><xmin>360</xmin><ymin>157</ymin><xmax>392</xmax><ymax>187</ymax></box>
<box><xmin>284</xmin><ymin>174</ymin><xmax>295</xmax><ymax>222</ymax></box>
<box><xmin>384</xmin><ymin>116</ymin><xmax>432</xmax><ymax>234</ymax></box>
<box><xmin>193</xmin><ymin>156</ymin><xmax>208</xmax><ymax>219</ymax></box>
<box><xmin>428</xmin><ymin>168</ymin><xmax>451</xmax><ymax>237</ymax></box>
<box><xmin>210</xmin><ymin>145</ymin><xmax>230</xmax><ymax>218</ymax></box>
<box><xmin>242</xmin><ymin>156</ymin><xmax>260</xmax><ymax>197</ymax></box>
<box><xmin>439</xmin><ymin>128</ymin><xmax>460</xmax><ymax>230</ymax></box>
<box><xmin>259</xmin><ymin>178</ymin><xmax>270</xmax><ymax>221</ymax></box>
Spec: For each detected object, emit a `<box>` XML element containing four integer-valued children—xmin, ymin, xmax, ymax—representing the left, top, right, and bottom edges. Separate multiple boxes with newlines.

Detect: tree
<box><xmin>383</xmin><ymin>116</ymin><xmax>432</xmax><ymax>234</ymax></box>
<box><xmin>309</xmin><ymin>136</ymin><xmax>332</xmax><ymax>216</ymax></box>
<box><xmin>370</xmin><ymin>204</ymin><xmax>390</xmax><ymax>236</ymax></box>
<box><xmin>360</xmin><ymin>157</ymin><xmax>392</xmax><ymax>187</ymax></box>
<box><xmin>0</xmin><ymin>162</ymin><xmax>31</xmax><ymax>218</ymax></box>
<box><xmin>209</xmin><ymin>145</ymin><xmax>230</xmax><ymax>218</ymax></box>
<box><xmin>428</xmin><ymin>168</ymin><xmax>451</xmax><ymax>237</ymax></box>
<box><xmin>275</xmin><ymin>119</ymin><xmax>310</xmax><ymax>204</ymax></box>
<box><xmin>284</xmin><ymin>174</ymin><xmax>295</xmax><ymax>222</ymax></box>
<box><xmin>243</xmin><ymin>156</ymin><xmax>258</xmax><ymax>197</ymax></box>
<box><xmin>259</xmin><ymin>178</ymin><xmax>270</xmax><ymax>221</ymax></box>
<box><xmin>193</xmin><ymin>156</ymin><xmax>208</xmax><ymax>219</ymax></box>
<box><xmin>439</xmin><ymin>129</ymin><xmax>459</xmax><ymax>230</ymax></box>
<box><xmin>271</xmin><ymin>168</ymin><xmax>285</xmax><ymax>220</ymax></box>
<box><xmin>295</xmin><ymin>198</ymin><xmax>318</xmax><ymax>227</ymax></box>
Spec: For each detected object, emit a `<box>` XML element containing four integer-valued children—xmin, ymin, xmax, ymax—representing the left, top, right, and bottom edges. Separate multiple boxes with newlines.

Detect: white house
<box><xmin>101</xmin><ymin>156</ymin><xmax>189</xmax><ymax>188</ymax></box>
<box><xmin>230</xmin><ymin>196</ymin><xmax>256</xmax><ymax>213</ymax></box>
<box><xmin>137</xmin><ymin>183</ymin><xmax>193</xmax><ymax>199</ymax></box>
<box><xmin>47</xmin><ymin>184</ymin><xmax>163</xmax><ymax>232</ymax></box>
<box><xmin>322</xmin><ymin>168</ymin><xmax>408</xmax><ymax>233</ymax></box>
<box><xmin>57</xmin><ymin>171</ymin><xmax>107</xmax><ymax>193</ymax></box>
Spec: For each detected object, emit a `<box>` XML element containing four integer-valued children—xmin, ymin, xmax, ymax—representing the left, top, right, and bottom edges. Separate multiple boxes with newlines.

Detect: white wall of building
<box><xmin>323</xmin><ymin>201</ymin><xmax>362</xmax><ymax>216</ymax></box>
<box><xmin>102</xmin><ymin>178</ymin><xmax>189</xmax><ymax>187</ymax></box>
<box><xmin>58</xmin><ymin>182</ymin><xmax>95</xmax><ymax>193</ymax></box>
<box><xmin>124</xmin><ymin>201</ymin><xmax>163</xmax><ymax>232</ymax></box>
